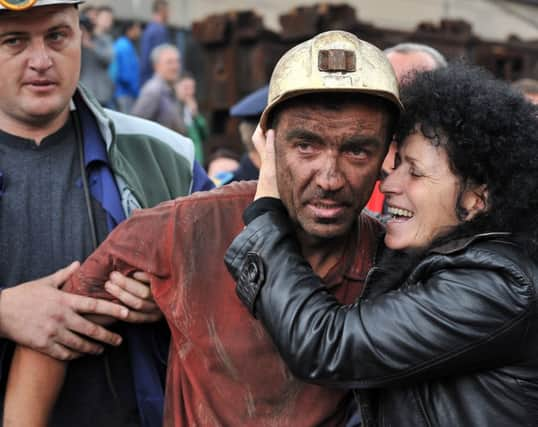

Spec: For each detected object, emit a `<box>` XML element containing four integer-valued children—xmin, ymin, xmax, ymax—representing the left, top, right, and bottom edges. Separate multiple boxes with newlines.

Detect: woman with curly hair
<box><xmin>225</xmin><ymin>62</ymin><xmax>538</xmax><ymax>426</ymax></box>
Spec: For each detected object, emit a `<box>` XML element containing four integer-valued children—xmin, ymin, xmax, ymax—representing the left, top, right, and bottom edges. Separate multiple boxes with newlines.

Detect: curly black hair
<box><xmin>396</xmin><ymin>62</ymin><xmax>538</xmax><ymax>257</ymax></box>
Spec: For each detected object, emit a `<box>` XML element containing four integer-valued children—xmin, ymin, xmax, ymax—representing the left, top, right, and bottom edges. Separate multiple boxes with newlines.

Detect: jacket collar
<box><xmin>74</xmin><ymin>83</ymin><xmax>115</xmax><ymax>152</ymax></box>
<box><xmin>429</xmin><ymin>232</ymin><xmax>512</xmax><ymax>255</ymax></box>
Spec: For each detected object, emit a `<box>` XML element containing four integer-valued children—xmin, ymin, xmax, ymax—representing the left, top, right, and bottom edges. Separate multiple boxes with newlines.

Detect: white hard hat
<box><xmin>0</xmin><ymin>0</ymin><xmax>83</xmax><ymax>11</ymax></box>
<box><xmin>260</xmin><ymin>30</ymin><xmax>402</xmax><ymax>131</ymax></box>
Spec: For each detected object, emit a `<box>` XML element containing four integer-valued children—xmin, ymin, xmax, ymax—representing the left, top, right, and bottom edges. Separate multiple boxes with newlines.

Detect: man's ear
<box><xmin>461</xmin><ymin>184</ymin><xmax>488</xmax><ymax>221</ymax></box>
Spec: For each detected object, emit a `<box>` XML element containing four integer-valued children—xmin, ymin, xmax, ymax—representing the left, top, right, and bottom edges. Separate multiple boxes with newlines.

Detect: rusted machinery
<box><xmin>189</xmin><ymin>3</ymin><xmax>538</xmax><ymax>163</ymax></box>
<box><xmin>190</xmin><ymin>10</ymin><xmax>285</xmax><ymax>159</ymax></box>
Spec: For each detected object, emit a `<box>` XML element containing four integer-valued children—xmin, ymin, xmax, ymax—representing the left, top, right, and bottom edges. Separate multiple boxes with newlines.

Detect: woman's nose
<box><xmin>379</xmin><ymin>166</ymin><xmax>403</xmax><ymax>196</ymax></box>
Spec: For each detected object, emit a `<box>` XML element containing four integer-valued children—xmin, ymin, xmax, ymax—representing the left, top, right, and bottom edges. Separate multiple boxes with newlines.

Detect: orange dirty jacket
<box><xmin>64</xmin><ymin>181</ymin><xmax>383</xmax><ymax>426</ymax></box>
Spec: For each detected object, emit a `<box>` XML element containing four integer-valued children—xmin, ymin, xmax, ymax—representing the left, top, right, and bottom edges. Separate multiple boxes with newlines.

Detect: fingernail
<box><xmin>110</xmin><ymin>272</ymin><xmax>119</xmax><ymax>280</ymax></box>
<box><xmin>121</xmin><ymin>308</ymin><xmax>129</xmax><ymax>318</ymax></box>
<box><xmin>115</xmin><ymin>336</ymin><xmax>123</xmax><ymax>345</ymax></box>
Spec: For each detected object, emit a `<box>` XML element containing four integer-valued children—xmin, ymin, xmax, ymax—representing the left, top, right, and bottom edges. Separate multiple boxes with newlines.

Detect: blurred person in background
<box><xmin>384</xmin><ymin>42</ymin><xmax>447</xmax><ymax>84</ymax></box>
<box><xmin>80</xmin><ymin>4</ymin><xmax>97</xmax><ymax>24</ymax></box>
<box><xmin>512</xmin><ymin>78</ymin><xmax>538</xmax><ymax>104</ymax></box>
<box><xmin>132</xmin><ymin>44</ymin><xmax>184</xmax><ymax>133</ymax></box>
<box><xmin>94</xmin><ymin>6</ymin><xmax>116</xmax><ymax>97</ymax></box>
<box><xmin>366</xmin><ymin>42</ymin><xmax>447</xmax><ymax>216</ymax></box>
<box><xmin>80</xmin><ymin>6</ymin><xmax>115</xmax><ymax>107</ymax></box>
<box><xmin>206</xmin><ymin>148</ymin><xmax>241</xmax><ymax>185</ymax></box>
<box><xmin>211</xmin><ymin>84</ymin><xmax>268</xmax><ymax>186</ymax></box>
<box><xmin>113</xmin><ymin>20</ymin><xmax>142</xmax><ymax>113</ymax></box>
<box><xmin>175</xmin><ymin>73</ymin><xmax>208</xmax><ymax>164</ymax></box>
<box><xmin>229</xmin><ymin>85</ymin><xmax>267</xmax><ymax>181</ymax></box>
<box><xmin>94</xmin><ymin>6</ymin><xmax>114</xmax><ymax>37</ymax></box>
<box><xmin>140</xmin><ymin>0</ymin><xmax>170</xmax><ymax>85</ymax></box>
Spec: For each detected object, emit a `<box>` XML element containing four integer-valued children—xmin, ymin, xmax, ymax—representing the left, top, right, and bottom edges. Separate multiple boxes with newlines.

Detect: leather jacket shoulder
<box><xmin>225</xmin><ymin>207</ymin><xmax>538</xmax><ymax>426</ymax></box>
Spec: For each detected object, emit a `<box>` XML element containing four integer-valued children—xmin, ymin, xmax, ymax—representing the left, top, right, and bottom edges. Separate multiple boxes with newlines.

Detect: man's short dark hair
<box><xmin>207</xmin><ymin>148</ymin><xmax>241</xmax><ymax>165</ymax></box>
<box><xmin>121</xmin><ymin>20</ymin><xmax>139</xmax><ymax>35</ymax></box>
<box><xmin>179</xmin><ymin>71</ymin><xmax>195</xmax><ymax>81</ymax></box>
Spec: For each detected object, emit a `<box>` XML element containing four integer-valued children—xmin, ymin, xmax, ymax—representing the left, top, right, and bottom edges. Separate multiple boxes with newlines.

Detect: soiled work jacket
<box><xmin>64</xmin><ymin>181</ymin><xmax>384</xmax><ymax>426</ymax></box>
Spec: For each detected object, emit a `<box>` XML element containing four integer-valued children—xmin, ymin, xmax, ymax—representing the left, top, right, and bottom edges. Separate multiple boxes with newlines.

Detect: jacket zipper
<box><xmin>414</xmin><ymin>388</ymin><xmax>433</xmax><ymax>427</ymax></box>
<box><xmin>355</xmin><ymin>235</ymin><xmax>383</xmax><ymax>427</ymax></box>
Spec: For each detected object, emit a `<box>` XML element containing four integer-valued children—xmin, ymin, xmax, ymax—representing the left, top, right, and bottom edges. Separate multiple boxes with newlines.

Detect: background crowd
<box><xmin>77</xmin><ymin>0</ymin><xmax>538</xmax><ymax>194</ymax></box>
<box><xmin>78</xmin><ymin>1</ymin><xmax>210</xmax><ymax>168</ymax></box>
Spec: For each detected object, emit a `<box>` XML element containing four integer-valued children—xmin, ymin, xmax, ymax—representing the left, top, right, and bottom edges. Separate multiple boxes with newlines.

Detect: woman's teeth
<box><xmin>387</xmin><ymin>206</ymin><xmax>414</xmax><ymax>218</ymax></box>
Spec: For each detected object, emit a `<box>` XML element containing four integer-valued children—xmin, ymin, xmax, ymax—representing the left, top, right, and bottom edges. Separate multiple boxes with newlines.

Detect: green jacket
<box><xmin>78</xmin><ymin>83</ymin><xmax>210</xmax><ymax>213</ymax></box>
<box><xmin>75</xmin><ymin>84</ymin><xmax>212</xmax><ymax>427</ymax></box>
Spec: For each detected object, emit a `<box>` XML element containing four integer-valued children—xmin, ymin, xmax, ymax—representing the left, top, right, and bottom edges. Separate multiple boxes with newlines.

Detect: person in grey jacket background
<box><xmin>131</xmin><ymin>44</ymin><xmax>184</xmax><ymax>133</ymax></box>
<box><xmin>226</xmin><ymin>63</ymin><xmax>538</xmax><ymax>426</ymax></box>
<box><xmin>79</xmin><ymin>6</ymin><xmax>114</xmax><ymax>107</ymax></box>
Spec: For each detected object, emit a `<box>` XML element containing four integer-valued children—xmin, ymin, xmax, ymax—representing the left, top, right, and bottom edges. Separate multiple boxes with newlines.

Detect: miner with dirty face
<box><xmin>7</xmin><ymin>30</ymin><xmax>401</xmax><ymax>427</ymax></box>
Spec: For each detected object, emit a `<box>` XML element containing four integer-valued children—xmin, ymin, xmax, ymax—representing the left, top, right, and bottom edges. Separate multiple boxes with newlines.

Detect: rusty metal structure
<box><xmin>188</xmin><ymin>11</ymin><xmax>285</xmax><ymax>158</ymax></box>
<box><xmin>189</xmin><ymin>3</ymin><xmax>538</xmax><ymax>163</ymax></box>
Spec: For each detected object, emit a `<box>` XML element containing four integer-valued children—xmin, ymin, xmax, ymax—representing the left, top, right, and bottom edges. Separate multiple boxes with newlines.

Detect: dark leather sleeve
<box><xmin>224</xmin><ymin>210</ymin><xmax>535</xmax><ymax>389</ymax></box>
<box><xmin>242</xmin><ymin>198</ymin><xmax>286</xmax><ymax>225</ymax></box>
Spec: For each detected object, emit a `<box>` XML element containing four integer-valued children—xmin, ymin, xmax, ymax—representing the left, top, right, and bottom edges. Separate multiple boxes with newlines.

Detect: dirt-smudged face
<box><xmin>274</xmin><ymin>100</ymin><xmax>390</xmax><ymax>244</ymax></box>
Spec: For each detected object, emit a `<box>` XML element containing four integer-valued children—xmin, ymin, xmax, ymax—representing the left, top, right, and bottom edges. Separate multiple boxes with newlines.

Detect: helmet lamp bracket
<box><xmin>318</xmin><ymin>49</ymin><xmax>356</xmax><ymax>73</ymax></box>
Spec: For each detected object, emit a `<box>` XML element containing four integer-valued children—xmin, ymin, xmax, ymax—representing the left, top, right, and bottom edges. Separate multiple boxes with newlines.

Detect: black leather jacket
<box><xmin>225</xmin><ymin>203</ymin><xmax>538</xmax><ymax>427</ymax></box>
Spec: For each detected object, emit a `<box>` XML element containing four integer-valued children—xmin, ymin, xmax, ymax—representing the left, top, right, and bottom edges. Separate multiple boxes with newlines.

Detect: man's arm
<box><xmin>1</xmin><ymin>263</ymin><xmax>127</xmax><ymax>427</ymax></box>
<box><xmin>3</xmin><ymin>271</ymin><xmax>164</xmax><ymax>427</ymax></box>
<box><xmin>226</xmin><ymin>210</ymin><xmax>533</xmax><ymax>388</ymax></box>
<box><xmin>0</xmin><ymin>262</ymin><xmax>127</xmax><ymax>359</ymax></box>
<box><xmin>3</xmin><ymin>271</ymin><xmax>163</xmax><ymax>427</ymax></box>
<box><xmin>4</xmin><ymin>348</ymin><xmax>65</xmax><ymax>427</ymax></box>
<box><xmin>4</xmin><ymin>205</ymin><xmax>174</xmax><ymax>426</ymax></box>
